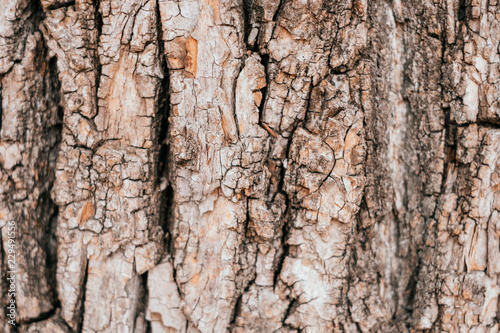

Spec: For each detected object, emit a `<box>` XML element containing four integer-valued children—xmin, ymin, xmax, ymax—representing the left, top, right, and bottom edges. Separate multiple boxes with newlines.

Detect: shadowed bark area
<box><xmin>0</xmin><ymin>0</ymin><xmax>499</xmax><ymax>332</ymax></box>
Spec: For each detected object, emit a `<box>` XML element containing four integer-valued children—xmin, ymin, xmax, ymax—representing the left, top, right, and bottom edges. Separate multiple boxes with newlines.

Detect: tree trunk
<box><xmin>0</xmin><ymin>0</ymin><xmax>499</xmax><ymax>332</ymax></box>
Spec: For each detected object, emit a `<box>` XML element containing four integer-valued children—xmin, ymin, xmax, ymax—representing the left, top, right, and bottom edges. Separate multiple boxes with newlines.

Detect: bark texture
<box><xmin>0</xmin><ymin>0</ymin><xmax>499</xmax><ymax>332</ymax></box>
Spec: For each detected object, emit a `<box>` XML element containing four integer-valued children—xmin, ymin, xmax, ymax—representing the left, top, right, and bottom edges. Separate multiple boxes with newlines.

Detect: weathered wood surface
<box><xmin>0</xmin><ymin>0</ymin><xmax>499</xmax><ymax>332</ymax></box>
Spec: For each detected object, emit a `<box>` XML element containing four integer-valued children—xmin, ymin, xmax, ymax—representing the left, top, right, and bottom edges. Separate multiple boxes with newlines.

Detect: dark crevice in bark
<box><xmin>272</xmin><ymin>166</ymin><xmax>292</xmax><ymax>289</ymax></box>
<box><xmin>330</xmin><ymin>56</ymin><xmax>364</xmax><ymax>75</ymax></box>
<box><xmin>272</xmin><ymin>116</ymin><xmax>302</xmax><ymax>288</ymax></box>
<box><xmin>232</xmin><ymin>65</ymin><xmax>244</xmax><ymax>141</ymax></box>
<box><xmin>243</xmin><ymin>197</ymin><xmax>251</xmax><ymax>237</ymax></box>
<box><xmin>392</xmin><ymin>205</ymin><xmax>403</xmax><ymax>261</ymax></box>
<box><xmin>23</xmin><ymin>309</ymin><xmax>75</xmax><ymax>333</ymax></box>
<box><xmin>41</xmin><ymin>193</ymin><xmax>60</xmax><ymax>306</ymax></box>
<box><xmin>440</xmin><ymin>0</ymin><xmax>455</xmax><ymax>192</ymax></box>
<box><xmin>229</xmin><ymin>277</ymin><xmax>255</xmax><ymax>330</ymax></box>
<box><xmin>145</xmin><ymin>319</ymin><xmax>152</xmax><ymax>333</ymax></box>
<box><xmin>241</xmin><ymin>0</ymin><xmax>254</xmax><ymax>49</ymax></box>
<box><xmin>169</xmin><ymin>257</ymin><xmax>183</xmax><ymax>316</ymax></box>
<box><xmin>46</xmin><ymin>1</ymin><xmax>76</xmax><ymax>10</ymax></box>
<box><xmin>257</xmin><ymin>54</ymin><xmax>273</xmax><ymax>135</ymax></box>
<box><xmin>30</xmin><ymin>0</ymin><xmax>44</xmax><ymax>26</ymax></box>
<box><xmin>272</xmin><ymin>196</ymin><xmax>290</xmax><ymax>288</ymax></box>
<box><xmin>345</xmin><ymin>204</ymin><xmax>365</xmax><ymax>332</ymax></box>
<box><xmin>76</xmin><ymin>260</ymin><xmax>89</xmax><ymax>332</ymax></box>
<box><xmin>433</xmin><ymin>25</ymin><xmax>455</xmax><ymax>329</ymax></box>
<box><xmin>271</xmin><ymin>169</ymin><xmax>293</xmax><ymax>290</ymax></box>
<box><xmin>271</xmin><ymin>0</ymin><xmax>285</xmax><ymax>26</ymax></box>
<box><xmin>404</xmin><ymin>256</ymin><xmax>422</xmax><ymax>316</ymax></box>
<box><xmin>93</xmin><ymin>0</ymin><xmax>103</xmax><ymax>120</ymax></box>
<box><xmin>44</xmin><ymin>27</ymin><xmax>65</xmax><ymax>324</ymax></box>
<box><xmin>162</xmin><ymin>185</ymin><xmax>174</xmax><ymax>252</ymax></box>
<box><xmin>49</xmin><ymin>56</ymin><xmax>65</xmax><ymax>122</ymax></box>
<box><xmin>474</xmin><ymin>120</ymin><xmax>500</xmax><ymax>129</ymax></box>
<box><xmin>281</xmin><ymin>297</ymin><xmax>298</xmax><ymax>330</ymax></box>
<box><xmin>60</xmin><ymin>316</ymin><xmax>75</xmax><ymax>333</ymax></box>
<box><xmin>228</xmin><ymin>227</ymin><xmax>280</xmax><ymax>326</ymax></box>
<box><xmin>157</xmin><ymin>121</ymin><xmax>172</xmax><ymax>250</ymax></box>
<box><xmin>442</xmin><ymin>108</ymin><xmax>457</xmax><ymax>193</ymax></box>
<box><xmin>229</xmin><ymin>198</ymin><xmax>256</xmax><ymax>330</ymax></box>
<box><xmin>155</xmin><ymin>0</ymin><xmax>169</xmax><ymax>146</ymax></box>
<box><xmin>229</xmin><ymin>293</ymin><xmax>243</xmax><ymax>330</ymax></box>
<box><xmin>20</xmin><ymin>300</ymin><xmax>60</xmax><ymax>325</ymax></box>
<box><xmin>155</xmin><ymin>0</ymin><xmax>173</xmax><ymax>254</ymax></box>
<box><xmin>137</xmin><ymin>272</ymin><xmax>150</xmax><ymax>333</ymax></box>
<box><xmin>458</xmin><ymin>0</ymin><xmax>467</xmax><ymax>22</ymax></box>
<box><xmin>155</xmin><ymin>30</ymin><xmax>182</xmax><ymax>310</ymax></box>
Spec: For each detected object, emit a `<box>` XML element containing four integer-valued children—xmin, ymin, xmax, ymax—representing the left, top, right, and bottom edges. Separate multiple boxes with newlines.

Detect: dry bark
<box><xmin>0</xmin><ymin>0</ymin><xmax>499</xmax><ymax>332</ymax></box>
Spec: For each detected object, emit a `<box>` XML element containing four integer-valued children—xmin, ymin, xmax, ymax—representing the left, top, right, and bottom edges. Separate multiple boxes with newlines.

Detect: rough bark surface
<box><xmin>0</xmin><ymin>0</ymin><xmax>499</xmax><ymax>332</ymax></box>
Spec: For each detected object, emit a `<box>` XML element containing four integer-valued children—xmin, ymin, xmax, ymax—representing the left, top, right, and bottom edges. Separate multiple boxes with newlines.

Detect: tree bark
<box><xmin>0</xmin><ymin>0</ymin><xmax>499</xmax><ymax>332</ymax></box>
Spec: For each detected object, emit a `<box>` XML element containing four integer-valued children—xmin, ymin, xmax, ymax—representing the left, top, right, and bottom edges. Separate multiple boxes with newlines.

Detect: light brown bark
<box><xmin>0</xmin><ymin>0</ymin><xmax>499</xmax><ymax>332</ymax></box>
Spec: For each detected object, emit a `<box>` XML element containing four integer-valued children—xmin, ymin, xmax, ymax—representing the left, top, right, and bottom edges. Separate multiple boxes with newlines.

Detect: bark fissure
<box><xmin>93</xmin><ymin>0</ymin><xmax>102</xmax><ymax>122</ymax></box>
<box><xmin>45</xmin><ymin>1</ymin><xmax>76</xmax><ymax>11</ymax></box>
<box><xmin>76</xmin><ymin>259</ymin><xmax>89</xmax><ymax>333</ymax></box>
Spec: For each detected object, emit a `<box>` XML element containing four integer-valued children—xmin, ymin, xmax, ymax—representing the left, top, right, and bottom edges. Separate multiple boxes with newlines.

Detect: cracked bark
<box><xmin>0</xmin><ymin>0</ymin><xmax>499</xmax><ymax>332</ymax></box>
